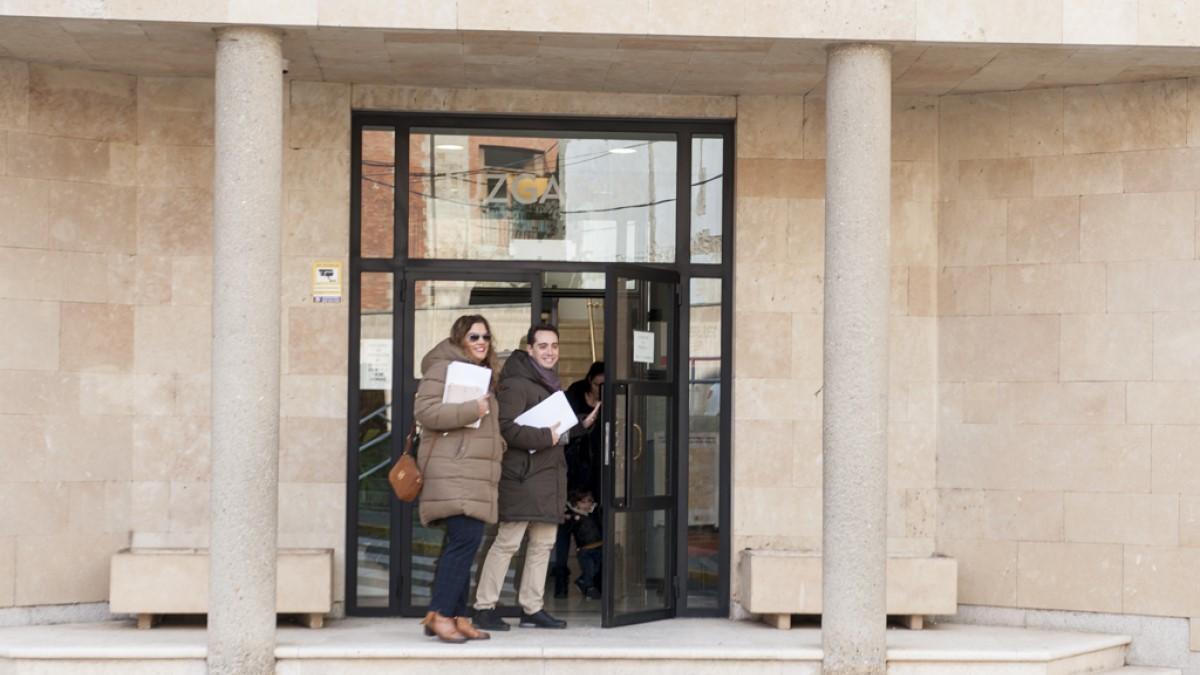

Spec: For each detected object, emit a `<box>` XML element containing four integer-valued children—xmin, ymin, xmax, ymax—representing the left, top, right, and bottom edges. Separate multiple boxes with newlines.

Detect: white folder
<box><xmin>442</xmin><ymin>361</ymin><xmax>492</xmax><ymax>429</ymax></box>
<box><xmin>514</xmin><ymin>390</ymin><xmax>579</xmax><ymax>437</ymax></box>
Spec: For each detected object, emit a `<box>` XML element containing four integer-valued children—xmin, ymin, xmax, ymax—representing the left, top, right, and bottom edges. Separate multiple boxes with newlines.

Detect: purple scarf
<box><xmin>529</xmin><ymin>356</ymin><xmax>562</xmax><ymax>393</ymax></box>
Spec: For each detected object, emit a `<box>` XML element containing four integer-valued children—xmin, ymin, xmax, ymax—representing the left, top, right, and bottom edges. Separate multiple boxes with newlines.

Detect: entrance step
<box><xmin>1094</xmin><ymin>669</ymin><xmax>1183</xmax><ymax>675</ymax></box>
<box><xmin>0</xmin><ymin>619</ymin><xmax>1148</xmax><ymax>675</ymax></box>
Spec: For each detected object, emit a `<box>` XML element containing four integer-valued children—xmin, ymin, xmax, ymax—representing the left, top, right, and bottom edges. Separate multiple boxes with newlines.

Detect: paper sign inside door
<box><xmin>360</xmin><ymin>339</ymin><xmax>392</xmax><ymax>390</ymax></box>
<box><xmin>633</xmin><ymin>330</ymin><xmax>655</xmax><ymax>365</ymax></box>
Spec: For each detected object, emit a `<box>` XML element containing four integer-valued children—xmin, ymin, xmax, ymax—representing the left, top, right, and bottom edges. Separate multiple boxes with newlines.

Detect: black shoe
<box><xmin>472</xmin><ymin>608</ymin><xmax>511</xmax><ymax>632</ymax></box>
<box><xmin>585</xmin><ymin>586</ymin><xmax>601</xmax><ymax>600</ymax></box>
<box><xmin>574</xmin><ymin>578</ymin><xmax>588</xmax><ymax>596</ymax></box>
<box><xmin>519</xmin><ymin>609</ymin><xmax>567</xmax><ymax>629</ymax></box>
<box><xmin>554</xmin><ymin>577</ymin><xmax>568</xmax><ymax>599</ymax></box>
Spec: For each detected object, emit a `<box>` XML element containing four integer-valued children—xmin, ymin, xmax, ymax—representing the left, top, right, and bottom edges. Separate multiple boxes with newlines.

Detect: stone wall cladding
<box><xmin>0</xmin><ymin>64</ymin><xmax>350</xmax><ymax>612</ymax></box>
<box><xmin>731</xmin><ymin>93</ymin><xmax>940</xmax><ymax>614</ymax></box>
<box><xmin>935</xmin><ymin>77</ymin><xmax>1200</xmax><ymax>625</ymax></box>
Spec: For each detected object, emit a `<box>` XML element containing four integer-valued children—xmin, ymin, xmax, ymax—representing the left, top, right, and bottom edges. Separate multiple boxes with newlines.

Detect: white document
<box><xmin>633</xmin><ymin>329</ymin><xmax>656</xmax><ymax>364</ymax></box>
<box><xmin>443</xmin><ymin>361</ymin><xmax>492</xmax><ymax>429</ymax></box>
<box><xmin>514</xmin><ymin>391</ymin><xmax>579</xmax><ymax>438</ymax></box>
<box><xmin>359</xmin><ymin>339</ymin><xmax>392</xmax><ymax>391</ymax></box>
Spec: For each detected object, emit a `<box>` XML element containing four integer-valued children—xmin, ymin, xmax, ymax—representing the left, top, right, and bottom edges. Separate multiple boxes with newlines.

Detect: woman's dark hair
<box><xmin>585</xmin><ymin>361</ymin><xmax>605</xmax><ymax>383</ymax></box>
<box><xmin>450</xmin><ymin>314</ymin><xmax>498</xmax><ymax>387</ymax></box>
<box><xmin>525</xmin><ymin>323</ymin><xmax>559</xmax><ymax>346</ymax></box>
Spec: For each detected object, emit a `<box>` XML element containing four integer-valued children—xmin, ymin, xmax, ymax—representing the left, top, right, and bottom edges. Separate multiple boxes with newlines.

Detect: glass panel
<box><xmin>611</xmin><ymin>509</ymin><xmax>670</xmax><ymax>614</ymax></box>
<box><xmin>614</xmin><ymin>276</ymin><xmax>673</xmax><ymax>381</ymax></box>
<box><xmin>356</xmin><ymin>272</ymin><xmax>393</xmax><ymax>607</ymax></box>
<box><xmin>409</xmin><ymin>128</ymin><xmax>677</xmax><ymax>263</ymax></box>
<box><xmin>549</xmin><ymin>296</ymin><xmax>604</xmax><ymax>391</ymax></box>
<box><xmin>542</xmin><ymin>270</ymin><xmax>606</xmax><ymax>291</ymax></box>
<box><xmin>410</xmin><ymin>279</ymin><xmax>531</xmax><ymax>379</ymax></box>
<box><xmin>690</xmin><ymin>135</ymin><xmax>724</xmax><ymax>264</ymax></box>
<box><xmin>687</xmin><ymin>278</ymin><xmax>721</xmax><ymax>608</ymax></box>
<box><xmin>629</xmin><ymin>393</ymin><xmax>670</xmax><ymax>499</ymax></box>
<box><xmin>360</xmin><ymin>127</ymin><xmax>395</xmax><ymax>258</ymax></box>
<box><xmin>407</xmin><ymin>277</ymin><xmax>532</xmax><ymax>606</ymax></box>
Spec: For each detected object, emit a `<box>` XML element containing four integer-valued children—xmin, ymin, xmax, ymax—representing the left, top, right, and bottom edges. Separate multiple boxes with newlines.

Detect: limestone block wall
<box><xmin>934</xmin><ymin>78</ymin><xmax>1200</xmax><ymax>620</ymax></box>
<box><xmin>731</xmin><ymin>93</ymin><xmax>940</xmax><ymax>611</ymax></box>
<box><xmin>0</xmin><ymin>62</ymin><xmax>349</xmax><ymax>613</ymax></box>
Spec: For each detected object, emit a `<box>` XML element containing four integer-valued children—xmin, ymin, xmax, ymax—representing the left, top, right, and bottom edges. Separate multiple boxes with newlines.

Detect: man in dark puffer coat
<box><xmin>472</xmin><ymin>324</ymin><xmax>570</xmax><ymax>631</ymax></box>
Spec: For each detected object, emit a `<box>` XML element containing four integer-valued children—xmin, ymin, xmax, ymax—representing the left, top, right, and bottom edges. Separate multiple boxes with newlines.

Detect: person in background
<box><xmin>413</xmin><ymin>315</ymin><xmax>505</xmax><ymax>643</ymax></box>
<box><xmin>563</xmin><ymin>488</ymin><xmax>602</xmax><ymax>599</ymax></box>
<box><xmin>551</xmin><ymin>361</ymin><xmax>604</xmax><ymax>597</ymax></box>
<box><xmin>472</xmin><ymin>324</ymin><xmax>570</xmax><ymax>630</ymax></box>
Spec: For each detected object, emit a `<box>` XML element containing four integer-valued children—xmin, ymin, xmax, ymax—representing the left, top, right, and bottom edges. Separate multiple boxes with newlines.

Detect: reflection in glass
<box><xmin>687</xmin><ymin>278</ymin><xmax>722</xmax><ymax>608</ymax></box>
<box><xmin>406</xmin><ymin>278</ymin><xmax>532</xmax><ymax>607</ymax></box>
<box><xmin>627</xmin><ymin>394</ymin><xmax>670</xmax><ymax>499</ymax></box>
<box><xmin>611</xmin><ymin>510</ymin><xmax>669</xmax><ymax>614</ymax></box>
<box><xmin>691</xmin><ymin>136</ymin><xmax>724</xmax><ymax>264</ymax></box>
<box><xmin>409</xmin><ymin>129</ymin><xmax>677</xmax><ymax>263</ymax></box>
<box><xmin>356</xmin><ymin>272</ymin><xmax>393</xmax><ymax>607</ymax></box>
<box><xmin>410</xmin><ymin>279</ymin><xmax>531</xmax><ymax>379</ymax></box>
<box><xmin>361</xmin><ymin>128</ymin><xmax>395</xmax><ymax>258</ymax></box>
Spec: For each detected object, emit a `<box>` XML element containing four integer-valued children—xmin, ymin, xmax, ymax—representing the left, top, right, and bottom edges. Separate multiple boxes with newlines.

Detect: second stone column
<box><xmin>821</xmin><ymin>42</ymin><xmax>892</xmax><ymax>675</ymax></box>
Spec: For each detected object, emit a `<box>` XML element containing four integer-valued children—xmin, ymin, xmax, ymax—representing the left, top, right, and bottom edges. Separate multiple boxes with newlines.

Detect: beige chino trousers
<box><xmin>473</xmin><ymin>520</ymin><xmax>558</xmax><ymax>614</ymax></box>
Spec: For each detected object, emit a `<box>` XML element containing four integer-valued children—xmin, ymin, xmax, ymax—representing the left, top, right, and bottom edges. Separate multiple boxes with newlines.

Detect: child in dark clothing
<box><xmin>564</xmin><ymin>489</ymin><xmax>602</xmax><ymax>599</ymax></box>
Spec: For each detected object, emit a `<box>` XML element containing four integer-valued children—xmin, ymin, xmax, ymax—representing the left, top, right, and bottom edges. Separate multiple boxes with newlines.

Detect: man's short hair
<box><xmin>526</xmin><ymin>323</ymin><xmax>559</xmax><ymax>346</ymax></box>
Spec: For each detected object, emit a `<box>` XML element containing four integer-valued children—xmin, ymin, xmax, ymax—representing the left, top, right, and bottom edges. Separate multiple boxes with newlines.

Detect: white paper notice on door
<box><xmin>360</xmin><ymin>339</ymin><xmax>392</xmax><ymax>390</ymax></box>
<box><xmin>633</xmin><ymin>329</ymin><xmax>656</xmax><ymax>365</ymax></box>
<box><xmin>443</xmin><ymin>361</ymin><xmax>493</xmax><ymax>429</ymax></box>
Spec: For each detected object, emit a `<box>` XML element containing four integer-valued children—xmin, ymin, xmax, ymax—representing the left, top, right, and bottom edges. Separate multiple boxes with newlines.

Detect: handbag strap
<box><xmin>400</xmin><ymin>420</ymin><xmax>419</xmax><ymax>457</ymax></box>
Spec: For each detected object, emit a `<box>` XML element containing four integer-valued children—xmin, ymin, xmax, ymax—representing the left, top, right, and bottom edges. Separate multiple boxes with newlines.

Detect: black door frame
<box><xmin>345</xmin><ymin>112</ymin><xmax>735</xmax><ymax>619</ymax></box>
<box><xmin>602</xmin><ymin>264</ymin><xmax>681</xmax><ymax>627</ymax></box>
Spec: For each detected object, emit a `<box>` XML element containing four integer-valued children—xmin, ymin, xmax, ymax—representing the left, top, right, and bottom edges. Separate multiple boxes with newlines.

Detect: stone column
<box><xmin>821</xmin><ymin>43</ymin><xmax>892</xmax><ymax>675</ymax></box>
<box><xmin>208</xmin><ymin>26</ymin><xmax>284</xmax><ymax>675</ymax></box>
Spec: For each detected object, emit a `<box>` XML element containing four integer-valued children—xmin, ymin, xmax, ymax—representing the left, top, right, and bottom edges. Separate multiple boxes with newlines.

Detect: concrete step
<box><xmin>1094</xmin><ymin>668</ymin><xmax>1183</xmax><ymax>675</ymax></box>
<box><xmin>0</xmin><ymin>620</ymin><xmax>1145</xmax><ymax>675</ymax></box>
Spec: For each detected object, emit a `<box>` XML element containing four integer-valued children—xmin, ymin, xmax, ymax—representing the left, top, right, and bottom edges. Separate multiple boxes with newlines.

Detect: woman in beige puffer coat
<box><xmin>412</xmin><ymin>315</ymin><xmax>504</xmax><ymax>643</ymax></box>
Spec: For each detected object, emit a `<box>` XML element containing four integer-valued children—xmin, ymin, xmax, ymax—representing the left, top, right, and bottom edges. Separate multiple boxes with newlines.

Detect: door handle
<box><xmin>603</xmin><ymin>421</ymin><xmax>611</xmax><ymax>466</ymax></box>
<box><xmin>632</xmin><ymin>423</ymin><xmax>644</xmax><ymax>461</ymax></box>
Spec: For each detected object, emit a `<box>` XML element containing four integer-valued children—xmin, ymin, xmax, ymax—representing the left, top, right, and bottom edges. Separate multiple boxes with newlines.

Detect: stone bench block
<box><xmin>109</xmin><ymin>547</ymin><xmax>333</xmax><ymax>629</ymax></box>
<box><xmin>740</xmin><ymin>550</ymin><xmax>957</xmax><ymax>629</ymax></box>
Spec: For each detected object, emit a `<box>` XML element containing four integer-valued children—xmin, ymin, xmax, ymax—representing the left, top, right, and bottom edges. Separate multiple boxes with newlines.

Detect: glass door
<box><xmin>602</xmin><ymin>266</ymin><xmax>679</xmax><ymax>627</ymax></box>
<box><xmin>395</xmin><ymin>271</ymin><xmax>540</xmax><ymax>614</ymax></box>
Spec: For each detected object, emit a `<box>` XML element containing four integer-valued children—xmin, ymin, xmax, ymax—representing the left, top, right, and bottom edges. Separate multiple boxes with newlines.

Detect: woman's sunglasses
<box><xmin>467</xmin><ymin>333</ymin><xmax>492</xmax><ymax>343</ymax></box>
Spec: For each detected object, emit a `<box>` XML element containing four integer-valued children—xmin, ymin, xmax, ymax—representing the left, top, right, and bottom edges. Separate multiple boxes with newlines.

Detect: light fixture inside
<box><xmin>608</xmin><ymin>147</ymin><xmax>637</xmax><ymax>154</ymax></box>
<box><xmin>435</xmin><ymin>143</ymin><xmax>464</xmax><ymax>151</ymax></box>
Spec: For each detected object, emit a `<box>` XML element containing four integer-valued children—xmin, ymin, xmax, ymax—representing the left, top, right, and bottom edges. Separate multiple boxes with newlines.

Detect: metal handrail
<box><xmin>360</xmin><ymin>401</ymin><xmax>391</xmax><ymax>425</ymax></box>
<box><xmin>359</xmin><ymin>430</ymin><xmax>391</xmax><ymax>453</ymax></box>
<box><xmin>359</xmin><ymin>458</ymin><xmax>391</xmax><ymax>481</ymax></box>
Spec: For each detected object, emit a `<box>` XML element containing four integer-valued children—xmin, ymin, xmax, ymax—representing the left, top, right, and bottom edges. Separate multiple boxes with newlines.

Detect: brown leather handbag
<box><xmin>387</xmin><ymin>422</ymin><xmax>423</xmax><ymax>502</ymax></box>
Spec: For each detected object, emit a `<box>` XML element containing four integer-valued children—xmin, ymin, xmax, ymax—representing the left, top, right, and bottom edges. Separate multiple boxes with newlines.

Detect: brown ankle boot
<box><xmin>420</xmin><ymin>611</ymin><xmax>467</xmax><ymax>644</ymax></box>
<box><xmin>455</xmin><ymin>616</ymin><xmax>491</xmax><ymax>640</ymax></box>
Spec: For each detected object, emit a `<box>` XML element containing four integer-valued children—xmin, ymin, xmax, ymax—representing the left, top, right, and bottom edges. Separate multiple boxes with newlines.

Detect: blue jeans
<box><xmin>429</xmin><ymin>515</ymin><xmax>485</xmax><ymax>617</ymax></box>
<box><xmin>577</xmin><ymin>547</ymin><xmax>602</xmax><ymax>590</ymax></box>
